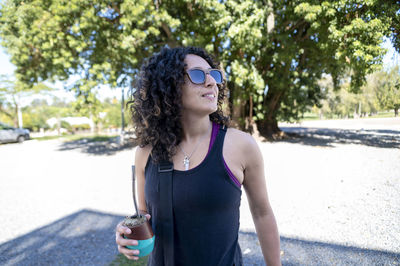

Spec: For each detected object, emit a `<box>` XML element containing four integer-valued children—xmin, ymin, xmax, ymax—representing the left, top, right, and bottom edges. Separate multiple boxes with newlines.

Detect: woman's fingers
<box><xmin>125</xmin><ymin>254</ymin><xmax>140</xmax><ymax>261</ymax></box>
<box><xmin>116</xmin><ymin>222</ymin><xmax>131</xmax><ymax>234</ymax></box>
<box><xmin>118</xmin><ymin>245</ymin><xmax>140</xmax><ymax>260</ymax></box>
<box><xmin>116</xmin><ymin>233</ymin><xmax>138</xmax><ymax>246</ymax></box>
<box><xmin>115</xmin><ymin>222</ymin><xmax>138</xmax><ymax>246</ymax></box>
<box><xmin>115</xmin><ymin>219</ymin><xmax>146</xmax><ymax>260</ymax></box>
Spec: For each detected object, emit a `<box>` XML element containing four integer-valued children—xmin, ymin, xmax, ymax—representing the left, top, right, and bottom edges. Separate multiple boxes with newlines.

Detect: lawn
<box><xmin>109</xmin><ymin>254</ymin><xmax>149</xmax><ymax>266</ymax></box>
<box><xmin>300</xmin><ymin>110</ymin><xmax>396</xmax><ymax>121</ymax></box>
<box><xmin>33</xmin><ymin>134</ymin><xmax>118</xmax><ymax>142</ymax></box>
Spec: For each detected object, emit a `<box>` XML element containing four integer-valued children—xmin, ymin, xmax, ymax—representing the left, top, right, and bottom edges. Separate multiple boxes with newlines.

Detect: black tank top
<box><xmin>144</xmin><ymin>125</ymin><xmax>243</xmax><ymax>266</ymax></box>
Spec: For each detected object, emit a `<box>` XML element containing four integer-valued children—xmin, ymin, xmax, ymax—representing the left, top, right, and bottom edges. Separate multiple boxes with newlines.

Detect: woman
<box><xmin>115</xmin><ymin>46</ymin><xmax>281</xmax><ymax>265</ymax></box>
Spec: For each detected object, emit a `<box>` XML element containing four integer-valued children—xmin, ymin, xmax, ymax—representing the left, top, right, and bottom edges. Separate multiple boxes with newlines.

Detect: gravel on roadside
<box><xmin>1</xmin><ymin>118</ymin><xmax>399</xmax><ymax>265</ymax></box>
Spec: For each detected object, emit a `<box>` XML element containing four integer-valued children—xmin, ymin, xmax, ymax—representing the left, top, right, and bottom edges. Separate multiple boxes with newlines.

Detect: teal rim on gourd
<box><xmin>124</xmin><ymin>235</ymin><xmax>155</xmax><ymax>257</ymax></box>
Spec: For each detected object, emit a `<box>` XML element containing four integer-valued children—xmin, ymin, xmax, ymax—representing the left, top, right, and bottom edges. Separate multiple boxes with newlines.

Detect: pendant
<box><xmin>183</xmin><ymin>156</ymin><xmax>190</xmax><ymax>171</ymax></box>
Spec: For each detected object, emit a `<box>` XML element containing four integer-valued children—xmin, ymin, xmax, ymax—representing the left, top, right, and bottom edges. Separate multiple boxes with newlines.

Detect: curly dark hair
<box><xmin>129</xmin><ymin>46</ymin><xmax>230</xmax><ymax>163</ymax></box>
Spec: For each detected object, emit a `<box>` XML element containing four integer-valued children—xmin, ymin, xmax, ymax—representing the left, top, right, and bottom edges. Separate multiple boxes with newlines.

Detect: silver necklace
<box><xmin>178</xmin><ymin>125</ymin><xmax>210</xmax><ymax>170</ymax></box>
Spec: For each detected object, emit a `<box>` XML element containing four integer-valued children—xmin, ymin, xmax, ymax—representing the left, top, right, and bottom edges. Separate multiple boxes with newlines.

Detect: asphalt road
<box><xmin>0</xmin><ymin>117</ymin><xmax>399</xmax><ymax>265</ymax></box>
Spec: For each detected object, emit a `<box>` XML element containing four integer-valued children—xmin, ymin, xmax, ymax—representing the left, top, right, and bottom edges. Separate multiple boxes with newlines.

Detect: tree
<box><xmin>0</xmin><ymin>75</ymin><xmax>54</xmax><ymax>127</ymax></box>
<box><xmin>21</xmin><ymin>97</ymin><xmax>75</xmax><ymax>131</ymax></box>
<box><xmin>1</xmin><ymin>0</ymin><xmax>399</xmax><ymax>137</ymax></box>
<box><xmin>0</xmin><ymin>91</ymin><xmax>14</xmax><ymax>124</ymax></box>
<box><xmin>223</xmin><ymin>0</ymin><xmax>399</xmax><ymax>137</ymax></box>
<box><xmin>0</xmin><ymin>0</ymin><xmax>180</xmax><ymax>102</ymax></box>
<box><xmin>309</xmin><ymin>67</ymin><xmax>400</xmax><ymax>118</ymax></box>
<box><xmin>102</xmin><ymin>97</ymin><xmax>129</xmax><ymax>129</ymax></box>
<box><xmin>371</xmin><ymin>66</ymin><xmax>400</xmax><ymax>116</ymax></box>
<box><xmin>317</xmin><ymin>74</ymin><xmax>379</xmax><ymax>119</ymax></box>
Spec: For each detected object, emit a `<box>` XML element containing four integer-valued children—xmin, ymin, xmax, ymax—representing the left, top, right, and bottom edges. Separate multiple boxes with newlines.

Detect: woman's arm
<box><xmin>240</xmin><ymin>134</ymin><xmax>281</xmax><ymax>265</ymax></box>
<box><xmin>136</xmin><ymin>145</ymin><xmax>152</xmax><ymax>214</ymax></box>
<box><xmin>115</xmin><ymin>145</ymin><xmax>152</xmax><ymax>261</ymax></box>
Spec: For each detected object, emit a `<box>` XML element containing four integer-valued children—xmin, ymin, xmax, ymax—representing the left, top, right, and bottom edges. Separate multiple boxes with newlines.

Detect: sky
<box><xmin>0</xmin><ymin>38</ymin><xmax>399</xmax><ymax>107</ymax></box>
<box><xmin>381</xmin><ymin>38</ymin><xmax>400</xmax><ymax>70</ymax></box>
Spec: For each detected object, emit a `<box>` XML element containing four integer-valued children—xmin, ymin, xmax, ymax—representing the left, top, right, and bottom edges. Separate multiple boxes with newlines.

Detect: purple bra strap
<box><xmin>208</xmin><ymin>122</ymin><xmax>220</xmax><ymax>153</ymax></box>
<box><xmin>208</xmin><ymin>122</ymin><xmax>241</xmax><ymax>188</ymax></box>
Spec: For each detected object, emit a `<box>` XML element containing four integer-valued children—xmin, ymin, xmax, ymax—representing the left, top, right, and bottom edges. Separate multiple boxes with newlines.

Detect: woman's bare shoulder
<box><xmin>136</xmin><ymin>145</ymin><xmax>152</xmax><ymax>156</ymax></box>
<box><xmin>225</xmin><ymin>127</ymin><xmax>261</xmax><ymax>164</ymax></box>
<box><xmin>226</xmin><ymin>127</ymin><xmax>257</xmax><ymax>149</ymax></box>
<box><xmin>135</xmin><ymin>145</ymin><xmax>152</xmax><ymax>169</ymax></box>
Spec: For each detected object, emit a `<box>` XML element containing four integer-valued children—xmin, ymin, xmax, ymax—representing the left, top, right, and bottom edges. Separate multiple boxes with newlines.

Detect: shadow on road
<box><xmin>279</xmin><ymin>127</ymin><xmax>400</xmax><ymax>149</ymax></box>
<box><xmin>58</xmin><ymin>138</ymin><xmax>136</xmax><ymax>155</ymax></box>
<box><xmin>0</xmin><ymin>209</ymin><xmax>398</xmax><ymax>266</ymax></box>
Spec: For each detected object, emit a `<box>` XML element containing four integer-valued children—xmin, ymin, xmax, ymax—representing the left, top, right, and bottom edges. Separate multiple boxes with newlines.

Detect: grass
<box><xmin>67</xmin><ymin>135</ymin><xmax>118</xmax><ymax>142</ymax></box>
<box><xmin>367</xmin><ymin>111</ymin><xmax>397</xmax><ymax>118</ymax></box>
<box><xmin>33</xmin><ymin>135</ymin><xmax>64</xmax><ymax>141</ymax></box>
<box><xmin>109</xmin><ymin>254</ymin><xmax>149</xmax><ymax>266</ymax></box>
<box><xmin>301</xmin><ymin>112</ymin><xmax>321</xmax><ymax>121</ymax></box>
<box><xmin>33</xmin><ymin>134</ymin><xmax>118</xmax><ymax>142</ymax></box>
<box><xmin>300</xmin><ymin>111</ymin><xmax>397</xmax><ymax>121</ymax></box>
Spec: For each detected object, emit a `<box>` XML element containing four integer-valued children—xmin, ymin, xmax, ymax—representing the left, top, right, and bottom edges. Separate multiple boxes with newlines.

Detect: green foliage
<box><xmin>0</xmin><ymin>74</ymin><xmax>55</xmax><ymax>127</ymax></box>
<box><xmin>58</xmin><ymin>120</ymin><xmax>72</xmax><ymax>131</ymax></box>
<box><xmin>0</xmin><ymin>109</ymin><xmax>13</xmax><ymax>125</ymax></box>
<box><xmin>102</xmin><ymin>97</ymin><xmax>129</xmax><ymax>128</ymax></box>
<box><xmin>1</xmin><ymin>0</ymin><xmax>399</xmax><ymax>135</ymax></box>
<box><xmin>311</xmin><ymin>66</ymin><xmax>400</xmax><ymax>118</ymax></box>
<box><xmin>22</xmin><ymin>101</ymin><xmax>51</xmax><ymax>131</ymax></box>
<box><xmin>19</xmin><ymin>98</ymin><xmax>72</xmax><ymax>131</ymax></box>
<box><xmin>0</xmin><ymin>0</ymin><xmax>179</xmax><ymax>90</ymax></box>
<box><xmin>0</xmin><ymin>91</ymin><xmax>128</xmax><ymax>132</ymax></box>
<box><xmin>370</xmin><ymin>66</ymin><xmax>400</xmax><ymax>115</ymax></box>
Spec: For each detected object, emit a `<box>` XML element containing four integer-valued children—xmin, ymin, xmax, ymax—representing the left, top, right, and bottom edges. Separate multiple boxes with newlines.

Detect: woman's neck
<box><xmin>180</xmin><ymin>116</ymin><xmax>212</xmax><ymax>143</ymax></box>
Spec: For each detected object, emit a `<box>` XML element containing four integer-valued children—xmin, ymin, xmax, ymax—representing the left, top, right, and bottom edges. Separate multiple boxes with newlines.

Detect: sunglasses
<box><xmin>185</xmin><ymin>68</ymin><xmax>224</xmax><ymax>85</ymax></box>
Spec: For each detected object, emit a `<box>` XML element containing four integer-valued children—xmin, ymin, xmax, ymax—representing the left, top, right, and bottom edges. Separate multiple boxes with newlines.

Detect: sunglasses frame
<box><xmin>185</xmin><ymin>68</ymin><xmax>224</xmax><ymax>85</ymax></box>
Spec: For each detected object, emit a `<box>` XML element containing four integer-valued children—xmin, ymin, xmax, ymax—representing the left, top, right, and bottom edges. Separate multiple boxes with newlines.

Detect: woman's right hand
<box><xmin>115</xmin><ymin>214</ymin><xmax>151</xmax><ymax>260</ymax></box>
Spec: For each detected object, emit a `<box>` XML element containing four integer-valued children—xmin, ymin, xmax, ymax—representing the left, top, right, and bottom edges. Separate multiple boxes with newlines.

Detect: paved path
<box><xmin>0</xmin><ymin>117</ymin><xmax>399</xmax><ymax>265</ymax></box>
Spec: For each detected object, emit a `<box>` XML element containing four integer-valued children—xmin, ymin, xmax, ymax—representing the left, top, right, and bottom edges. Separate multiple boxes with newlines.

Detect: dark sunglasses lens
<box><xmin>188</xmin><ymin>69</ymin><xmax>206</xmax><ymax>84</ymax></box>
<box><xmin>210</xmin><ymin>70</ymin><xmax>223</xmax><ymax>84</ymax></box>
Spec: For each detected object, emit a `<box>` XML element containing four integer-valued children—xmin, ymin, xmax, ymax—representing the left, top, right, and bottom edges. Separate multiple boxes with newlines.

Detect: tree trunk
<box><xmin>246</xmin><ymin>94</ymin><xmax>254</xmax><ymax>134</ymax></box>
<box><xmin>256</xmin><ymin>89</ymin><xmax>284</xmax><ymax>139</ymax></box>
<box><xmin>17</xmin><ymin>104</ymin><xmax>23</xmax><ymax>128</ymax></box>
<box><xmin>256</xmin><ymin>115</ymin><xmax>281</xmax><ymax>138</ymax></box>
<box><xmin>395</xmin><ymin>108</ymin><xmax>399</xmax><ymax>117</ymax></box>
<box><xmin>229</xmin><ymin>83</ymin><xmax>248</xmax><ymax>131</ymax></box>
<box><xmin>13</xmin><ymin>104</ymin><xmax>19</xmax><ymax>128</ymax></box>
<box><xmin>230</xmin><ymin>98</ymin><xmax>246</xmax><ymax>130</ymax></box>
<box><xmin>57</xmin><ymin>116</ymin><xmax>61</xmax><ymax>136</ymax></box>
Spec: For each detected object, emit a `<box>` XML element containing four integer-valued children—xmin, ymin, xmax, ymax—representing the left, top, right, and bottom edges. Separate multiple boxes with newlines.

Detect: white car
<box><xmin>0</xmin><ymin>122</ymin><xmax>30</xmax><ymax>143</ymax></box>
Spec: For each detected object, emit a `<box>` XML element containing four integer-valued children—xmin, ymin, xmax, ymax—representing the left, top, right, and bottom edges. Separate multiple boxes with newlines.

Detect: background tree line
<box><xmin>0</xmin><ymin>93</ymin><xmax>129</xmax><ymax>132</ymax></box>
<box><xmin>1</xmin><ymin>66</ymin><xmax>397</xmax><ymax>134</ymax></box>
<box><xmin>0</xmin><ymin>0</ymin><xmax>399</xmax><ymax>137</ymax></box>
<box><xmin>314</xmin><ymin>66</ymin><xmax>400</xmax><ymax>119</ymax></box>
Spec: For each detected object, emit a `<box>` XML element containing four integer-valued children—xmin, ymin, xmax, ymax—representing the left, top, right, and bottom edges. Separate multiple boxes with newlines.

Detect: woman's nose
<box><xmin>205</xmin><ymin>73</ymin><xmax>217</xmax><ymax>87</ymax></box>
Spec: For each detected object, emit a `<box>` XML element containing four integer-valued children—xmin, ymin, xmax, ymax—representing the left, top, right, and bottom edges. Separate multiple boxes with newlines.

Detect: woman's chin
<box><xmin>183</xmin><ymin>103</ymin><xmax>218</xmax><ymax>116</ymax></box>
<box><xmin>205</xmin><ymin>104</ymin><xmax>218</xmax><ymax>114</ymax></box>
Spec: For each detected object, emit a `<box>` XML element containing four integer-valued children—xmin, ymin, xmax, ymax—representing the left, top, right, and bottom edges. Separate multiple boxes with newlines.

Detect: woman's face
<box><xmin>181</xmin><ymin>54</ymin><xmax>219</xmax><ymax>116</ymax></box>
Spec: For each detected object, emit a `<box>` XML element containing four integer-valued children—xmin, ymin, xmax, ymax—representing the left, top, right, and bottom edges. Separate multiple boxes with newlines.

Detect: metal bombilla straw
<box><xmin>131</xmin><ymin>165</ymin><xmax>142</xmax><ymax>218</ymax></box>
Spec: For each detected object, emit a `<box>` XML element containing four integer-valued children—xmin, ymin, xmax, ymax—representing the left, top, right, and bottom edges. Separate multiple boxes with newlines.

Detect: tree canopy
<box><xmin>1</xmin><ymin>0</ymin><xmax>399</xmax><ymax>137</ymax></box>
